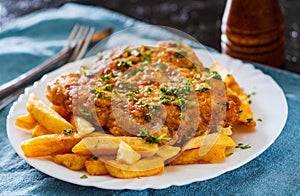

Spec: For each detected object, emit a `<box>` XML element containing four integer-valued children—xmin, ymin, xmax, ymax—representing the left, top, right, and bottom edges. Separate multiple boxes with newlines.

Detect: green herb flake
<box><xmin>194</xmin><ymin>74</ymin><xmax>201</xmax><ymax>79</ymax></box>
<box><xmin>257</xmin><ymin>118</ymin><xmax>263</xmax><ymax>122</ymax></box>
<box><xmin>82</xmin><ymin>69</ymin><xmax>94</xmax><ymax>77</ymax></box>
<box><xmin>87</xmin><ymin>155</ymin><xmax>98</xmax><ymax>160</ymax></box>
<box><xmin>160</xmin><ymin>86</ymin><xmax>177</xmax><ymax>95</ymax></box>
<box><xmin>95</xmin><ymin>89</ymin><xmax>104</xmax><ymax>98</ymax></box>
<box><xmin>226</xmin><ymin>153</ymin><xmax>234</xmax><ymax>157</ymax></box>
<box><xmin>63</xmin><ymin>128</ymin><xmax>73</xmax><ymax>135</ymax></box>
<box><xmin>207</xmin><ymin>71</ymin><xmax>222</xmax><ymax>80</ymax></box>
<box><xmin>117</xmin><ymin>59</ymin><xmax>132</xmax><ymax>69</ymax></box>
<box><xmin>125</xmin><ymin>49</ymin><xmax>132</xmax><ymax>56</ymax></box>
<box><xmin>248</xmin><ymin>100</ymin><xmax>252</xmax><ymax>104</ymax></box>
<box><xmin>145</xmin><ymin>133</ymin><xmax>171</xmax><ymax>144</ymax></box>
<box><xmin>178</xmin><ymin>113</ymin><xmax>185</xmax><ymax>118</ymax></box>
<box><xmin>80</xmin><ymin>174</ymin><xmax>88</xmax><ymax>179</ymax></box>
<box><xmin>105</xmin><ymin>84</ymin><xmax>112</xmax><ymax>91</ymax></box>
<box><xmin>176</xmin><ymin>99</ymin><xmax>187</xmax><ymax>111</ymax></box>
<box><xmin>195</xmin><ymin>83</ymin><xmax>211</xmax><ymax>92</ymax></box>
<box><xmin>221</xmin><ymin>101</ymin><xmax>230</xmax><ymax>106</ymax></box>
<box><xmin>175</xmin><ymin>50</ymin><xmax>187</xmax><ymax>58</ymax></box>
<box><xmin>235</xmin><ymin>143</ymin><xmax>251</xmax><ymax>150</ymax></box>
<box><xmin>247</xmin><ymin>118</ymin><xmax>253</xmax><ymax>123</ymax></box>
<box><xmin>104</xmin><ymin>95</ymin><xmax>112</xmax><ymax>99</ymax></box>
<box><xmin>137</xmin><ymin>128</ymin><xmax>148</xmax><ymax>139</ymax></box>
<box><xmin>142</xmin><ymin>53</ymin><xmax>151</xmax><ymax>62</ymax></box>
<box><xmin>160</xmin><ymin>95</ymin><xmax>175</xmax><ymax>104</ymax></box>
<box><xmin>133</xmin><ymin>87</ymin><xmax>139</xmax><ymax>94</ymax></box>
<box><xmin>112</xmin><ymin>89</ymin><xmax>118</xmax><ymax>94</ymax></box>
<box><xmin>79</xmin><ymin>107</ymin><xmax>92</xmax><ymax>118</ymax></box>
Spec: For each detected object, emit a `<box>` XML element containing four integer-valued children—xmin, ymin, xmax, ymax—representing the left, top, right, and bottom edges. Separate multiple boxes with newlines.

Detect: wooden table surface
<box><xmin>1</xmin><ymin>0</ymin><xmax>299</xmax><ymax>73</ymax></box>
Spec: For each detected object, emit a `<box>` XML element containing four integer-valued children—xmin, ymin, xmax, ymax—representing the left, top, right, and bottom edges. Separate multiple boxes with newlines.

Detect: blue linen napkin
<box><xmin>0</xmin><ymin>3</ymin><xmax>299</xmax><ymax>195</ymax></box>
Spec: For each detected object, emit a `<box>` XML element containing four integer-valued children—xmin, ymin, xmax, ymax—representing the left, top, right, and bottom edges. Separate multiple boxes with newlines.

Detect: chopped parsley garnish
<box><xmin>133</xmin><ymin>49</ymin><xmax>141</xmax><ymax>57</ymax></box>
<box><xmin>112</xmin><ymin>89</ymin><xmax>118</xmax><ymax>94</ymax></box>
<box><xmin>175</xmin><ymin>50</ymin><xmax>187</xmax><ymax>58</ymax></box>
<box><xmin>186</xmin><ymin>78</ymin><xmax>192</xmax><ymax>84</ymax></box>
<box><xmin>160</xmin><ymin>86</ymin><xmax>177</xmax><ymax>95</ymax></box>
<box><xmin>179</xmin><ymin>84</ymin><xmax>192</xmax><ymax>95</ymax></box>
<box><xmin>221</xmin><ymin>101</ymin><xmax>230</xmax><ymax>106</ymax></box>
<box><xmin>144</xmin><ymin>113</ymin><xmax>153</xmax><ymax>123</ymax></box>
<box><xmin>87</xmin><ymin>155</ymin><xmax>98</xmax><ymax>160</ymax></box>
<box><xmin>80</xmin><ymin>174</ymin><xmax>88</xmax><ymax>179</ymax></box>
<box><xmin>207</xmin><ymin>71</ymin><xmax>222</xmax><ymax>80</ymax></box>
<box><xmin>117</xmin><ymin>59</ymin><xmax>132</xmax><ymax>69</ymax></box>
<box><xmin>247</xmin><ymin>118</ymin><xmax>253</xmax><ymax>123</ymax></box>
<box><xmin>101</xmin><ymin>74</ymin><xmax>111</xmax><ymax>84</ymax></box>
<box><xmin>105</xmin><ymin>84</ymin><xmax>112</xmax><ymax>91</ymax></box>
<box><xmin>142</xmin><ymin>53</ymin><xmax>151</xmax><ymax>62</ymax></box>
<box><xmin>63</xmin><ymin>128</ymin><xmax>73</xmax><ymax>135</ymax></box>
<box><xmin>178</xmin><ymin>113</ymin><xmax>185</xmax><ymax>118</ymax></box>
<box><xmin>104</xmin><ymin>95</ymin><xmax>112</xmax><ymax>99</ymax></box>
<box><xmin>195</xmin><ymin>83</ymin><xmax>211</xmax><ymax>92</ymax></box>
<box><xmin>125</xmin><ymin>49</ymin><xmax>132</xmax><ymax>56</ymax></box>
<box><xmin>160</xmin><ymin>95</ymin><xmax>175</xmax><ymax>104</ymax></box>
<box><xmin>95</xmin><ymin>89</ymin><xmax>104</xmax><ymax>98</ymax></box>
<box><xmin>194</xmin><ymin>74</ymin><xmax>201</xmax><ymax>79</ymax></box>
<box><xmin>133</xmin><ymin>87</ymin><xmax>139</xmax><ymax>94</ymax></box>
<box><xmin>257</xmin><ymin>118</ymin><xmax>263</xmax><ymax>122</ymax></box>
<box><xmin>79</xmin><ymin>107</ymin><xmax>92</xmax><ymax>118</ymax></box>
<box><xmin>238</xmin><ymin>110</ymin><xmax>243</xmax><ymax>113</ymax></box>
<box><xmin>247</xmin><ymin>92</ymin><xmax>256</xmax><ymax>98</ymax></box>
<box><xmin>147</xmin><ymin>87</ymin><xmax>153</xmax><ymax>92</ymax></box>
<box><xmin>82</xmin><ymin>69</ymin><xmax>94</xmax><ymax>77</ymax></box>
<box><xmin>137</xmin><ymin>128</ymin><xmax>148</xmax><ymax>139</ymax></box>
<box><xmin>194</xmin><ymin>127</ymin><xmax>201</xmax><ymax>132</ymax></box>
<box><xmin>176</xmin><ymin>99</ymin><xmax>187</xmax><ymax>110</ymax></box>
<box><xmin>235</xmin><ymin>143</ymin><xmax>251</xmax><ymax>149</ymax></box>
<box><xmin>226</xmin><ymin>153</ymin><xmax>233</xmax><ymax>157</ymax></box>
<box><xmin>152</xmin><ymin>105</ymin><xmax>161</xmax><ymax>111</ymax></box>
<box><xmin>145</xmin><ymin>133</ymin><xmax>171</xmax><ymax>144</ymax></box>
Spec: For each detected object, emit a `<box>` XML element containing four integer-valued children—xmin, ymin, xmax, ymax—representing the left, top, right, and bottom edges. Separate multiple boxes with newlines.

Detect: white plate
<box><xmin>7</xmin><ymin>51</ymin><xmax>288</xmax><ymax>190</ymax></box>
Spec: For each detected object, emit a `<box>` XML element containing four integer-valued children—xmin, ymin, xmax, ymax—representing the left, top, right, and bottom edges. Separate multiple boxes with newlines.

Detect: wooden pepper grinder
<box><xmin>221</xmin><ymin>0</ymin><xmax>285</xmax><ymax>68</ymax></box>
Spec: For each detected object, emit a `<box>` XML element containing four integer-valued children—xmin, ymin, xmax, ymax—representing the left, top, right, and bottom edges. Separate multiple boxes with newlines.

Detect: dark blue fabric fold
<box><xmin>0</xmin><ymin>3</ymin><xmax>299</xmax><ymax>195</ymax></box>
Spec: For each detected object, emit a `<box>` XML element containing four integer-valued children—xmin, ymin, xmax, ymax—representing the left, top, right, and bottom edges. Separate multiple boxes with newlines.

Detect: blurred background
<box><xmin>0</xmin><ymin>0</ymin><xmax>299</xmax><ymax>73</ymax></box>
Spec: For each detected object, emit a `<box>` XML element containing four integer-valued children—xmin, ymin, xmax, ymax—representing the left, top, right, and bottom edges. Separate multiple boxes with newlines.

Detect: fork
<box><xmin>0</xmin><ymin>25</ymin><xmax>112</xmax><ymax>110</ymax></box>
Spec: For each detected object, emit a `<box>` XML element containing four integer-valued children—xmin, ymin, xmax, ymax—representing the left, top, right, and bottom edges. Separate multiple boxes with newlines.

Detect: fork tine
<box><xmin>75</xmin><ymin>27</ymin><xmax>95</xmax><ymax>61</ymax></box>
<box><xmin>69</xmin><ymin>26</ymin><xmax>89</xmax><ymax>61</ymax></box>
<box><xmin>63</xmin><ymin>24</ymin><xmax>79</xmax><ymax>51</ymax></box>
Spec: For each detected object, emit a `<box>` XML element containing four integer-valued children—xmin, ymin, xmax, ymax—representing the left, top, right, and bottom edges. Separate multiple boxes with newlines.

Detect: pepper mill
<box><xmin>221</xmin><ymin>0</ymin><xmax>285</xmax><ymax>68</ymax></box>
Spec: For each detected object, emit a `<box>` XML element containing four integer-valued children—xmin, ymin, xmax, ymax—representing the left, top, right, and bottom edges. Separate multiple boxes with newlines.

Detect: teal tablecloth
<box><xmin>0</xmin><ymin>3</ymin><xmax>299</xmax><ymax>195</ymax></box>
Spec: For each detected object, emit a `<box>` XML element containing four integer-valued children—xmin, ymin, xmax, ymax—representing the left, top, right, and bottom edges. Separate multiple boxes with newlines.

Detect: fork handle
<box><xmin>0</xmin><ymin>48</ymin><xmax>73</xmax><ymax>100</ymax></box>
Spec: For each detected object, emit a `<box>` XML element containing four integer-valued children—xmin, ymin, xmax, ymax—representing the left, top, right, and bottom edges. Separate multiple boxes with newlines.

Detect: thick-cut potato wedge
<box><xmin>72</xmin><ymin>136</ymin><xmax>158</xmax><ymax>157</ymax></box>
<box><xmin>104</xmin><ymin>156</ymin><xmax>164</xmax><ymax>178</ymax></box>
<box><xmin>15</xmin><ymin>113</ymin><xmax>38</xmax><ymax>130</ymax></box>
<box><xmin>170</xmin><ymin>145</ymin><xmax>227</xmax><ymax>165</ymax></box>
<box><xmin>73</xmin><ymin>116</ymin><xmax>95</xmax><ymax>135</ymax></box>
<box><xmin>116</xmin><ymin>141</ymin><xmax>141</xmax><ymax>164</ymax></box>
<box><xmin>156</xmin><ymin>145</ymin><xmax>181</xmax><ymax>161</ymax></box>
<box><xmin>26</xmin><ymin>93</ymin><xmax>74</xmax><ymax>134</ymax></box>
<box><xmin>32</xmin><ymin>124</ymin><xmax>53</xmax><ymax>137</ymax></box>
<box><xmin>21</xmin><ymin>134</ymin><xmax>81</xmax><ymax>157</ymax></box>
<box><xmin>85</xmin><ymin>159</ymin><xmax>109</xmax><ymax>175</ymax></box>
<box><xmin>52</xmin><ymin>154</ymin><xmax>89</xmax><ymax>170</ymax></box>
<box><xmin>182</xmin><ymin>133</ymin><xmax>236</xmax><ymax>152</ymax></box>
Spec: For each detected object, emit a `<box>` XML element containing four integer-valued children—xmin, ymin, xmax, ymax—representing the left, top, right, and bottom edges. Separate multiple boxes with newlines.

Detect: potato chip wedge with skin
<box><xmin>156</xmin><ymin>145</ymin><xmax>181</xmax><ymax>161</ymax></box>
<box><xmin>52</xmin><ymin>154</ymin><xmax>90</xmax><ymax>170</ymax></box>
<box><xmin>15</xmin><ymin>113</ymin><xmax>38</xmax><ymax>130</ymax></box>
<box><xmin>170</xmin><ymin>145</ymin><xmax>227</xmax><ymax>165</ymax></box>
<box><xmin>26</xmin><ymin>93</ymin><xmax>74</xmax><ymax>134</ymax></box>
<box><xmin>104</xmin><ymin>156</ymin><xmax>164</xmax><ymax>179</ymax></box>
<box><xmin>21</xmin><ymin>134</ymin><xmax>81</xmax><ymax>157</ymax></box>
<box><xmin>85</xmin><ymin>159</ymin><xmax>109</xmax><ymax>176</ymax></box>
<box><xmin>32</xmin><ymin>124</ymin><xmax>53</xmax><ymax>137</ymax></box>
<box><xmin>72</xmin><ymin>136</ymin><xmax>158</xmax><ymax>157</ymax></box>
<box><xmin>182</xmin><ymin>133</ymin><xmax>236</xmax><ymax>152</ymax></box>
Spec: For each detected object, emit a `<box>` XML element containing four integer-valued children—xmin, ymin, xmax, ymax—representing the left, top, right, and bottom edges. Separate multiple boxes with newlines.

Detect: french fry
<box><xmin>26</xmin><ymin>93</ymin><xmax>74</xmax><ymax>134</ymax></box>
<box><xmin>21</xmin><ymin>134</ymin><xmax>81</xmax><ymax>157</ymax></box>
<box><xmin>52</xmin><ymin>154</ymin><xmax>89</xmax><ymax>170</ymax></box>
<box><xmin>72</xmin><ymin>136</ymin><xmax>158</xmax><ymax>157</ymax></box>
<box><xmin>32</xmin><ymin>124</ymin><xmax>53</xmax><ymax>137</ymax></box>
<box><xmin>170</xmin><ymin>145</ymin><xmax>227</xmax><ymax>165</ymax></box>
<box><xmin>104</xmin><ymin>156</ymin><xmax>164</xmax><ymax>178</ymax></box>
<box><xmin>182</xmin><ymin>133</ymin><xmax>236</xmax><ymax>152</ymax></box>
<box><xmin>85</xmin><ymin>159</ymin><xmax>109</xmax><ymax>175</ymax></box>
<box><xmin>15</xmin><ymin>113</ymin><xmax>38</xmax><ymax>130</ymax></box>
